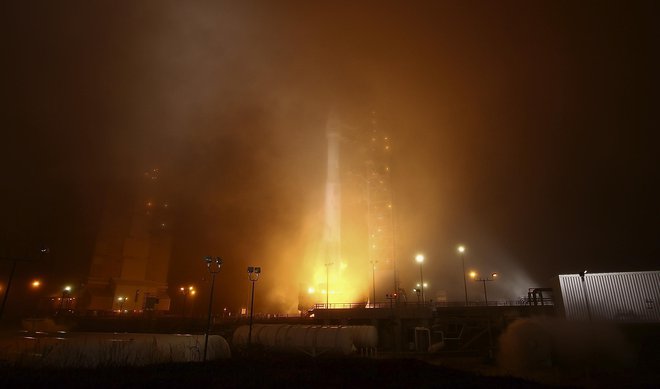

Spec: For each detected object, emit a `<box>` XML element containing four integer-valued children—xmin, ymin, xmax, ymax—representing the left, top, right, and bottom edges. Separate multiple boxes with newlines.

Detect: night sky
<box><xmin>2</xmin><ymin>1</ymin><xmax>658</xmax><ymax>313</ymax></box>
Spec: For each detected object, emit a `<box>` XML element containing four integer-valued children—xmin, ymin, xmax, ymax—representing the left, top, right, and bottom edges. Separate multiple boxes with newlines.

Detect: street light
<box><xmin>370</xmin><ymin>259</ymin><xmax>377</xmax><ymax>307</ymax></box>
<box><xmin>457</xmin><ymin>245</ymin><xmax>468</xmax><ymax>305</ymax></box>
<box><xmin>180</xmin><ymin>285</ymin><xmax>195</xmax><ymax>317</ymax></box>
<box><xmin>0</xmin><ymin>246</ymin><xmax>49</xmax><ymax>321</ymax></box>
<box><xmin>325</xmin><ymin>261</ymin><xmax>333</xmax><ymax>308</ymax></box>
<box><xmin>415</xmin><ymin>254</ymin><xmax>425</xmax><ymax>305</ymax></box>
<box><xmin>413</xmin><ymin>288</ymin><xmax>421</xmax><ymax>303</ymax></box>
<box><xmin>203</xmin><ymin>256</ymin><xmax>223</xmax><ymax>362</ymax></box>
<box><xmin>247</xmin><ymin>266</ymin><xmax>261</xmax><ymax>347</ymax></box>
<box><xmin>117</xmin><ymin>296</ymin><xmax>126</xmax><ymax>313</ymax></box>
<box><xmin>28</xmin><ymin>279</ymin><xmax>43</xmax><ymax>320</ymax></box>
<box><xmin>58</xmin><ymin>285</ymin><xmax>72</xmax><ymax>316</ymax></box>
<box><xmin>471</xmin><ymin>272</ymin><xmax>498</xmax><ymax>306</ymax></box>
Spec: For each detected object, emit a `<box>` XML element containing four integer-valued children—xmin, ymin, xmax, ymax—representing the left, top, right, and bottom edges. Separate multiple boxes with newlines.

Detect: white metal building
<box><xmin>553</xmin><ymin>271</ymin><xmax>660</xmax><ymax>322</ymax></box>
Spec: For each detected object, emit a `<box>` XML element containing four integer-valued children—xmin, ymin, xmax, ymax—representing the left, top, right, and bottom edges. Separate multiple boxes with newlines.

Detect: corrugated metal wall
<box><xmin>556</xmin><ymin>271</ymin><xmax>660</xmax><ymax>322</ymax></box>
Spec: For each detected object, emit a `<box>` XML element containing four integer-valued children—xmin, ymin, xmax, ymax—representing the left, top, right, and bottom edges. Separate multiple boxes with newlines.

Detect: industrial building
<box><xmin>78</xmin><ymin>168</ymin><xmax>172</xmax><ymax>313</ymax></box>
<box><xmin>553</xmin><ymin>271</ymin><xmax>660</xmax><ymax>322</ymax></box>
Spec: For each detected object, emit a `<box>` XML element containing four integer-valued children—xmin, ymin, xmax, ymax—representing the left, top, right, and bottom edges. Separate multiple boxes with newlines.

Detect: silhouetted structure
<box><xmin>79</xmin><ymin>168</ymin><xmax>172</xmax><ymax>313</ymax></box>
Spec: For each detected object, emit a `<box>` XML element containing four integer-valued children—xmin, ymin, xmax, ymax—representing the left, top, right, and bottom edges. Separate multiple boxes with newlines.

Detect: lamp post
<box><xmin>117</xmin><ymin>296</ymin><xmax>126</xmax><ymax>313</ymax></box>
<box><xmin>0</xmin><ymin>246</ymin><xmax>49</xmax><ymax>320</ymax></box>
<box><xmin>247</xmin><ymin>266</ymin><xmax>261</xmax><ymax>347</ymax></box>
<box><xmin>386</xmin><ymin>293</ymin><xmax>396</xmax><ymax>309</ymax></box>
<box><xmin>325</xmin><ymin>261</ymin><xmax>333</xmax><ymax>308</ymax></box>
<box><xmin>458</xmin><ymin>245</ymin><xmax>468</xmax><ymax>305</ymax></box>
<box><xmin>370</xmin><ymin>259</ymin><xmax>377</xmax><ymax>307</ymax></box>
<box><xmin>180</xmin><ymin>285</ymin><xmax>195</xmax><ymax>317</ymax></box>
<box><xmin>203</xmin><ymin>256</ymin><xmax>223</xmax><ymax>362</ymax></box>
<box><xmin>58</xmin><ymin>285</ymin><xmax>72</xmax><ymax>316</ymax></box>
<box><xmin>471</xmin><ymin>272</ymin><xmax>497</xmax><ymax>306</ymax></box>
<box><xmin>415</xmin><ymin>254</ymin><xmax>425</xmax><ymax>305</ymax></box>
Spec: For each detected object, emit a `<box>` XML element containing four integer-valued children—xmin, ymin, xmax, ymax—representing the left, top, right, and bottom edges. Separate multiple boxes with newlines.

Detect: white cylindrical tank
<box><xmin>37</xmin><ymin>332</ymin><xmax>230</xmax><ymax>368</ymax></box>
<box><xmin>344</xmin><ymin>326</ymin><xmax>378</xmax><ymax>348</ymax></box>
<box><xmin>232</xmin><ymin>324</ymin><xmax>356</xmax><ymax>356</ymax></box>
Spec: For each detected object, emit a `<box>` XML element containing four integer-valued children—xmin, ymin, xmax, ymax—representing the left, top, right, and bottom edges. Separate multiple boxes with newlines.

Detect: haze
<box><xmin>2</xmin><ymin>1</ymin><xmax>657</xmax><ymax>314</ymax></box>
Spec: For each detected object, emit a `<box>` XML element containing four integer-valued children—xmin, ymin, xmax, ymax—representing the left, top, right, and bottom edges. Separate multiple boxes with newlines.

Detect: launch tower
<box><xmin>365</xmin><ymin>113</ymin><xmax>397</xmax><ymax>302</ymax></box>
<box><xmin>80</xmin><ymin>168</ymin><xmax>172</xmax><ymax>312</ymax></box>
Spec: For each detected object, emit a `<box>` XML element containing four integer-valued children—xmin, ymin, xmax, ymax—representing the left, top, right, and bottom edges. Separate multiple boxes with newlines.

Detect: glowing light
<box><xmin>492</xmin><ymin>273</ymin><xmax>498</xmax><ymax>278</ymax></box>
<box><xmin>31</xmin><ymin>280</ymin><xmax>41</xmax><ymax>288</ymax></box>
<box><xmin>415</xmin><ymin>254</ymin><xmax>424</xmax><ymax>263</ymax></box>
<box><xmin>63</xmin><ymin>285</ymin><xmax>72</xmax><ymax>292</ymax></box>
<box><xmin>308</xmin><ymin>287</ymin><xmax>315</xmax><ymax>294</ymax></box>
<box><xmin>180</xmin><ymin>285</ymin><xmax>195</xmax><ymax>295</ymax></box>
<box><xmin>469</xmin><ymin>271</ymin><xmax>477</xmax><ymax>279</ymax></box>
<box><xmin>457</xmin><ymin>245</ymin><xmax>465</xmax><ymax>253</ymax></box>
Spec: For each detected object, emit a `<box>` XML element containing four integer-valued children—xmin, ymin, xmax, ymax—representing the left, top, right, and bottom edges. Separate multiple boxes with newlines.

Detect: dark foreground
<box><xmin>0</xmin><ymin>356</ymin><xmax>553</xmax><ymax>388</ymax></box>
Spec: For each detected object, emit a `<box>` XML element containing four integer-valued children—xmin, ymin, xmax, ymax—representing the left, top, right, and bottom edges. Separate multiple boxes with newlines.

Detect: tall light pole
<box><xmin>471</xmin><ymin>272</ymin><xmax>497</xmax><ymax>306</ymax></box>
<box><xmin>458</xmin><ymin>245</ymin><xmax>468</xmax><ymax>305</ymax></box>
<box><xmin>58</xmin><ymin>285</ymin><xmax>72</xmax><ymax>316</ymax></box>
<box><xmin>370</xmin><ymin>259</ymin><xmax>377</xmax><ymax>307</ymax></box>
<box><xmin>203</xmin><ymin>256</ymin><xmax>223</xmax><ymax>362</ymax></box>
<box><xmin>247</xmin><ymin>266</ymin><xmax>261</xmax><ymax>347</ymax></box>
<box><xmin>415</xmin><ymin>254</ymin><xmax>425</xmax><ymax>305</ymax></box>
<box><xmin>325</xmin><ymin>261</ymin><xmax>333</xmax><ymax>308</ymax></box>
<box><xmin>180</xmin><ymin>285</ymin><xmax>195</xmax><ymax>317</ymax></box>
<box><xmin>0</xmin><ymin>246</ymin><xmax>49</xmax><ymax>320</ymax></box>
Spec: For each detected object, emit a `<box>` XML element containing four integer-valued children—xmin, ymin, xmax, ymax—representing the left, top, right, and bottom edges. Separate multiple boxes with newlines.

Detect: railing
<box><xmin>311</xmin><ymin>299</ymin><xmax>554</xmax><ymax>310</ymax></box>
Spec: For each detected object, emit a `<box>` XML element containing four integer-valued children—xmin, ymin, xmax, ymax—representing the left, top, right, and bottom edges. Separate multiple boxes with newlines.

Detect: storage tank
<box><xmin>344</xmin><ymin>325</ymin><xmax>378</xmax><ymax>348</ymax></box>
<box><xmin>233</xmin><ymin>324</ymin><xmax>358</xmax><ymax>356</ymax></box>
<box><xmin>37</xmin><ymin>332</ymin><xmax>230</xmax><ymax>368</ymax></box>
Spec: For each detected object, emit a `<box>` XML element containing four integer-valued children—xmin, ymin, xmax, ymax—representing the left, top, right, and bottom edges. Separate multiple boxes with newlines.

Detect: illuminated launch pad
<box><xmin>298</xmin><ymin>112</ymin><xmax>396</xmax><ymax>311</ymax></box>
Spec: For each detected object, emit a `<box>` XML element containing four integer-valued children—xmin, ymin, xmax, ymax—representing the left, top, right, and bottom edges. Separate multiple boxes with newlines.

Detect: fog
<box><xmin>498</xmin><ymin>317</ymin><xmax>636</xmax><ymax>383</ymax></box>
<box><xmin>2</xmin><ymin>2</ymin><xmax>657</xmax><ymax>314</ymax></box>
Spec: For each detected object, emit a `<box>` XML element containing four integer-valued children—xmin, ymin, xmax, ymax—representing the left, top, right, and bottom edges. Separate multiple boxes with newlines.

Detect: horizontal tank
<box><xmin>232</xmin><ymin>324</ymin><xmax>377</xmax><ymax>356</ymax></box>
<box><xmin>554</xmin><ymin>271</ymin><xmax>660</xmax><ymax>322</ymax></box>
<box><xmin>29</xmin><ymin>332</ymin><xmax>230</xmax><ymax>368</ymax></box>
<box><xmin>343</xmin><ymin>325</ymin><xmax>378</xmax><ymax>348</ymax></box>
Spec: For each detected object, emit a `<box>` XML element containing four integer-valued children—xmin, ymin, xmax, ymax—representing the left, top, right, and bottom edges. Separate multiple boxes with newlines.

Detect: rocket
<box><xmin>324</xmin><ymin>111</ymin><xmax>342</xmax><ymax>273</ymax></box>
